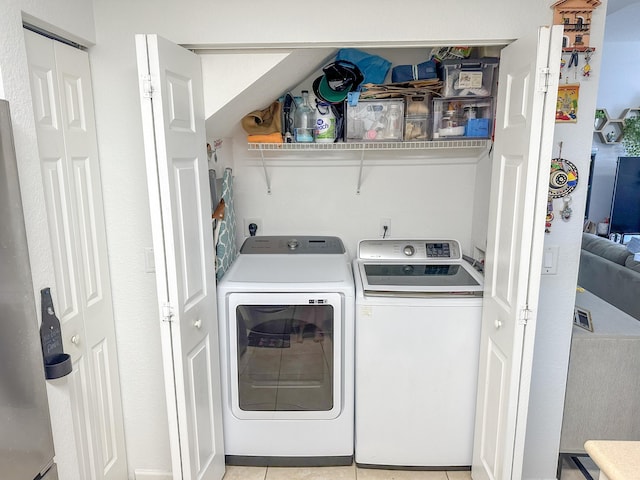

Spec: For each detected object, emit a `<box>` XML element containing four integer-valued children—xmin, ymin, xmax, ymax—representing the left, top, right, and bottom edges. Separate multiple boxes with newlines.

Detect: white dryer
<box><xmin>353</xmin><ymin>239</ymin><xmax>484</xmax><ymax>469</ymax></box>
<box><xmin>216</xmin><ymin>236</ymin><xmax>354</xmax><ymax>466</ymax></box>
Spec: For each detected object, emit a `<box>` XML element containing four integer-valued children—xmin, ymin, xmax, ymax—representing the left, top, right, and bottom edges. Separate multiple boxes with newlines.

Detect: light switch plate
<box><xmin>542</xmin><ymin>245</ymin><xmax>559</xmax><ymax>275</ymax></box>
<box><xmin>144</xmin><ymin>247</ymin><xmax>155</xmax><ymax>273</ymax></box>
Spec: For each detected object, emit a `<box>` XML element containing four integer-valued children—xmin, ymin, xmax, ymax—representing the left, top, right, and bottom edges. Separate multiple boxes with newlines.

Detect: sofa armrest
<box><xmin>578</xmin><ymin>249</ymin><xmax>640</xmax><ymax>320</ymax></box>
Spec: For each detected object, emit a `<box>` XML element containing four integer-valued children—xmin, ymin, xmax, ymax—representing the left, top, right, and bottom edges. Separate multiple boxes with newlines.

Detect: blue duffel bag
<box><xmin>391</xmin><ymin>59</ymin><xmax>438</xmax><ymax>83</ymax></box>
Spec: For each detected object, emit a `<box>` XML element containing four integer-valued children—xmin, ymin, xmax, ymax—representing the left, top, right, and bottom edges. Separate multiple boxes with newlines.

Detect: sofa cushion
<box><xmin>579</xmin><ymin>249</ymin><xmax>640</xmax><ymax>320</ymax></box>
<box><xmin>625</xmin><ymin>255</ymin><xmax>640</xmax><ymax>273</ymax></box>
<box><xmin>582</xmin><ymin>233</ymin><xmax>631</xmax><ymax>266</ymax></box>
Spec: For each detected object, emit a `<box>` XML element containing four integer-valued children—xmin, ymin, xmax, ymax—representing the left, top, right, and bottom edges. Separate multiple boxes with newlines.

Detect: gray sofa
<box><xmin>578</xmin><ymin>233</ymin><xmax>640</xmax><ymax>320</ymax></box>
<box><xmin>559</xmin><ymin>234</ymin><xmax>640</xmax><ymax>459</ymax></box>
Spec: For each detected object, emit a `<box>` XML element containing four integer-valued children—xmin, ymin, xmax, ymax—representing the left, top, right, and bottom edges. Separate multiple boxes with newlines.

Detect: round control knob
<box><xmin>403</xmin><ymin>245</ymin><xmax>415</xmax><ymax>256</ymax></box>
<box><xmin>402</xmin><ymin>265</ymin><xmax>414</xmax><ymax>275</ymax></box>
<box><xmin>287</xmin><ymin>239</ymin><xmax>299</xmax><ymax>250</ymax></box>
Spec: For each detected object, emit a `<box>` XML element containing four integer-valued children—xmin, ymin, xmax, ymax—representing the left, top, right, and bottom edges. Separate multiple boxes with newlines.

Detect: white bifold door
<box><xmin>472</xmin><ymin>26</ymin><xmax>562</xmax><ymax>480</ymax></box>
<box><xmin>135</xmin><ymin>34</ymin><xmax>225</xmax><ymax>480</ymax></box>
<box><xmin>25</xmin><ymin>29</ymin><xmax>128</xmax><ymax>480</ymax></box>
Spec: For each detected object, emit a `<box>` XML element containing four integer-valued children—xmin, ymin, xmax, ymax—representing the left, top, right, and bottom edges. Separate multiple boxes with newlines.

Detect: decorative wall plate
<box><xmin>549</xmin><ymin>158</ymin><xmax>579</xmax><ymax>198</ymax></box>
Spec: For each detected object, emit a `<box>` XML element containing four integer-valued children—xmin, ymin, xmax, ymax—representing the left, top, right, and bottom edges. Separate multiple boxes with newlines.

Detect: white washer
<box><xmin>353</xmin><ymin>239</ymin><xmax>484</xmax><ymax>468</ymax></box>
<box><xmin>217</xmin><ymin>236</ymin><xmax>354</xmax><ymax>466</ymax></box>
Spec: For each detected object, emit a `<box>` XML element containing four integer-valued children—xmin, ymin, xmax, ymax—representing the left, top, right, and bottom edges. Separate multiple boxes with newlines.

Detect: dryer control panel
<box><xmin>358</xmin><ymin>239</ymin><xmax>462</xmax><ymax>261</ymax></box>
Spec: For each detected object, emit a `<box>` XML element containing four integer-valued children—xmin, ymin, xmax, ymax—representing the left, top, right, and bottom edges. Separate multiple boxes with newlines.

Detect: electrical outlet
<box><xmin>380</xmin><ymin>218</ymin><xmax>391</xmax><ymax>238</ymax></box>
<box><xmin>244</xmin><ymin>218</ymin><xmax>262</xmax><ymax>237</ymax></box>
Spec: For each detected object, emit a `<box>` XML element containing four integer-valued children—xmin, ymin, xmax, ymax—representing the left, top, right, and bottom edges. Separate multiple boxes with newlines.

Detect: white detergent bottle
<box><xmin>314</xmin><ymin>101</ymin><xmax>336</xmax><ymax>143</ymax></box>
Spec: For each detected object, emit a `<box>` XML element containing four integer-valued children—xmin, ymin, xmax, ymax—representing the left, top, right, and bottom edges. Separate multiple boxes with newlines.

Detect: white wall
<box><xmin>588</xmin><ymin>3</ymin><xmax>640</xmax><ymax>224</ymax></box>
<box><xmin>233</xmin><ymin>144</ymin><xmax>482</xmax><ymax>256</ymax></box>
<box><xmin>85</xmin><ymin>0</ymin><xmax>597</xmax><ymax>478</ymax></box>
<box><xmin>0</xmin><ymin>2</ymin><xmax>96</xmax><ymax>479</ymax></box>
<box><xmin>523</xmin><ymin>4</ymin><xmax>609</xmax><ymax>479</ymax></box>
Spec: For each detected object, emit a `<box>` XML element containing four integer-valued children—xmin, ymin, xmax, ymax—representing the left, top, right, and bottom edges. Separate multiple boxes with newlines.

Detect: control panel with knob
<box><xmin>357</xmin><ymin>239</ymin><xmax>462</xmax><ymax>262</ymax></box>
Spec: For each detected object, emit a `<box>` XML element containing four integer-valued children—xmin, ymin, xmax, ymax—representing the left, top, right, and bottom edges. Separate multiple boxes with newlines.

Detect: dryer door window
<box><xmin>227</xmin><ymin>292</ymin><xmax>343</xmax><ymax>420</ymax></box>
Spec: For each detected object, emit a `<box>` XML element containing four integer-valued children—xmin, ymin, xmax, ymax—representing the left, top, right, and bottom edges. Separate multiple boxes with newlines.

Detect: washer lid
<box><xmin>355</xmin><ymin>239</ymin><xmax>483</xmax><ymax>295</ymax></box>
<box><xmin>358</xmin><ymin>261</ymin><xmax>483</xmax><ymax>294</ymax></box>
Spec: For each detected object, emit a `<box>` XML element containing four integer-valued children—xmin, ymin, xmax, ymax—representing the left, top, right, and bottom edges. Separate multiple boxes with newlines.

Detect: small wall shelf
<box><xmin>248</xmin><ymin>139</ymin><xmax>492</xmax><ymax>194</ymax></box>
<box><xmin>594</xmin><ymin>107</ymin><xmax>640</xmax><ymax>145</ymax></box>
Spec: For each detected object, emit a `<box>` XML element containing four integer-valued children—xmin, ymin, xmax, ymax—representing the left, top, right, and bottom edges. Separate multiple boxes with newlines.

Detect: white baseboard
<box><xmin>134</xmin><ymin>469</ymin><xmax>173</xmax><ymax>480</ymax></box>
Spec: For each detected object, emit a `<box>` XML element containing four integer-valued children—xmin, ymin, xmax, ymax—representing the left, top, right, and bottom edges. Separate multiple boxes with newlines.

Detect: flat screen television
<box><xmin>610</xmin><ymin>156</ymin><xmax>640</xmax><ymax>235</ymax></box>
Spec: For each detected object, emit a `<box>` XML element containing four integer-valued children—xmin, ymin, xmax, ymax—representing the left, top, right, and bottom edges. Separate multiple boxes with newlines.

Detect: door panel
<box><xmin>172</xmin><ymin>159</ymin><xmax>206</xmax><ymax>307</ymax></box>
<box><xmin>68</xmin><ymin>358</ymin><xmax>97</xmax><ymax>480</ymax></box>
<box><xmin>188</xmin><ymin>338</ymin><xmax>216</xmax><ymax>474</ymax></box>
<box><xmin>493</xmin><ymin>156</ymin><xmax>524</xmax><ymax>306</ymax></box>
<box><xmin>72</xmin><ymin>157</ymin><xmax>101</xmax><ymax>304</ymax></box>
<box><xmin>40</xmin><ymin>156</ymin><xmax>81</xmax><ymax>322</ymax></box>
<box><xmin>25</xmin><ymin>29</ymin><xmax>127</xmax><ymax>480</ymax></box>
<box><xmin>91</xmin><ymin>339</ymin><xmax>117</xmax><ymax>470</ymax></box>
<box><xmin>53</xmin><ymin>38</ymin><xmax>128</xmax><ymax>480</ymax></box>
<box><xmin>472</xmin><ymin>26</ymin><xmax>562</xmax><ymax>480</ymax></box>
<box><xmin>136</xmin><ymin>33</ymin><xmax>225</xmax><ymax>480</ymax></box>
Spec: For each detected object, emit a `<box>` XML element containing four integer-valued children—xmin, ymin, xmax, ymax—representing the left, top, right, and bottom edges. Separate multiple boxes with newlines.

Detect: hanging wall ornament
<box><xmin>550</xmin><ymin>142</ymin><xmax>579</xmax><ymax>193</ymax></box>
<box><xmin>561</xmin><ymin>195</ymin><xmax>573</xmax><ymax>221</ymax></box>
<box><xmin>546</xmin><ymin>196</ymin><xmax>554</xmax><ymax>233</ymax></box>
<box><xmin>546</xmin><ymin>143</ymin><xmax>578</xmax><ymax>232</ymax></box>
<box><xmin>582</xmin><ymin>48</ymin><xmax>593</xmax><ymax>77</ymax></box>
<box><xmin>556</xmin><ymin>83</ymin><xmax>580</xmax><ymax>123</ymax></box>
<box><xmin>551</xmin><ymin>1</ymin><xmax>601</xmax><ymax>52</ymax></box>
<box><xmin>549</xmin><ymin>157</ymin><xmax>579</xmax><ymax>199</ymax></box>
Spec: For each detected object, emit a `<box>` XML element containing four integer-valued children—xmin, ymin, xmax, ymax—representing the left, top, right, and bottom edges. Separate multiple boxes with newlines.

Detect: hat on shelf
<box><xmin>313</xmin><ymin>60</ymin><xmax>364</xmax><ymax>104</ymax></box>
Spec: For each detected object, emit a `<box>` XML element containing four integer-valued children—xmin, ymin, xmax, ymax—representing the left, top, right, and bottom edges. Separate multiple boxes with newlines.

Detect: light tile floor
<box><xmin>223</xmin><ymin>465</ymin><xmax>470</xmax><ymax>480</ymax></box>
<box><xmin>222</xmin><ymin>456</ymin><xmax>599</xmax><ymax>479</ymax></box>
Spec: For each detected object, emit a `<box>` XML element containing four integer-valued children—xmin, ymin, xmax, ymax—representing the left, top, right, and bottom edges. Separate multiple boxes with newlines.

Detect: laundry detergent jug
<box><xmin>314</xmin><ymin>101</ymin><xmax>336</xmax><ymax>143</ymax></box>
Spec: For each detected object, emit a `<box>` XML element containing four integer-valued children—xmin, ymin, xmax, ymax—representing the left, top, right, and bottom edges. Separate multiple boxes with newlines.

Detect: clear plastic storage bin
<box><xmin>346</xmin><ymin>99</ymin><xmax>405</xmax><ymax>142</ymax></box>
<box><xmin>432</xmin><ymin>97</ymin><xmax>493</xmax><ymax>140</ymax></box>
<box><xmin>404</xmin><ymin>95</ymin><xmax>432</xmax><ymax>141</ymax></box>
<box><xmin>442</xmin><ymin>57</ymin><xmax>498</xmax><ymax>98</ymax></box>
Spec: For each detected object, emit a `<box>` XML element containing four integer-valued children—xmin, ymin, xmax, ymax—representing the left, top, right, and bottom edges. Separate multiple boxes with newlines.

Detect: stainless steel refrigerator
<box><xmin>0</xmin><ymin>99</ymin><xmax>59</xmax><ymax>480</ymax></box>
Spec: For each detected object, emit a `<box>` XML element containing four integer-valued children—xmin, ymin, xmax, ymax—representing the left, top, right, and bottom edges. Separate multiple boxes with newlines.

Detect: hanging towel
<box><xmin>208</xmin><ymin>169</ymin><xmax>218</xmax><ymax>214</ymax></box>
<box><xmin>215</xmin><ymin>168</ymin><xmax>238</xmax><ymax>280</ymax></box>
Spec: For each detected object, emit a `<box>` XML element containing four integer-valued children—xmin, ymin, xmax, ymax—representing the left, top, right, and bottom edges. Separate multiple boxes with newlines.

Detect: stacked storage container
<box><xmin>433</xmin><ymin>57</ymin><xmax>498</xmax><ymax>140</ymax></box>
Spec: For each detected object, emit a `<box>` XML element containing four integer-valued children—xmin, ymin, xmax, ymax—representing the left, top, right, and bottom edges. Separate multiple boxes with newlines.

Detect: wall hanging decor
<box><xmin>546</xmin><ymin>142</ymin><xmax>579</xmax><ymax>232</ymax></box>
<box><xmin>551</xmin><ymin>0</ymin><xmax>601</xmax><ymax>52</ymax></box>
<box><xmin>556</xmin><ymin>83</ymin><xmax>580</xmax><ymax>123</ymax></box>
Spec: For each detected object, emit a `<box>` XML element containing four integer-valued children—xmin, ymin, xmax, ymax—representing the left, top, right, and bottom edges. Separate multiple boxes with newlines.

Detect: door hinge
<box><xmin>519</xmin><ymin>306</ymin><xmax>532</xmax><ymax>325</ymax></box>
<box><xmin>537</xmin><ymin>67</ymin><xmax>551</xmax><ymax>93</ymax></box>
<box><xmin>141</xmin><ymin>74</ymin><xmax>153</xmax><ymax>98</ymax></box>
<box><xmin>161</xmin><ymin>302</ymin><xmax>174</xmax><ymax>322</ymax></box>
